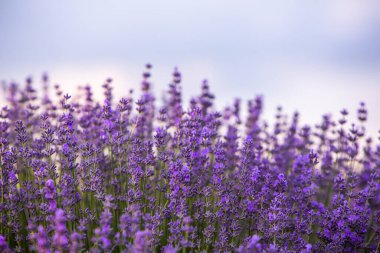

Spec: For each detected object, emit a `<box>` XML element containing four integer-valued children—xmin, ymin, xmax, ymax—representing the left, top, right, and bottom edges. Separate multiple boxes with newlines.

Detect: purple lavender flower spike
<box><xmin>133</xmin><ymin>230</ymin><xmax>152</xmax><ymax>253</ymax></box>
<box><xmin>36</xmin><ymin>225</ymin><xmax>51</xmax><ymax>253</ymax></box>
<box><xmin>44</xmin><ymin>179</ymin><xmax>57</xmax><ymax>213</ymax></box>
<box><xmin>53</xmin><ymin>209</ymin><xmax>68</xmax><ymax>252</ymax></box>
<box><xmin>69</xmin><ymin>231</ymin><xmax>82</xmax><ymax>253</ymax></box>
<box><xmin>0</xmin><ymin>235</ymin><xmax>12</xmax><ymax>253</ymax></box>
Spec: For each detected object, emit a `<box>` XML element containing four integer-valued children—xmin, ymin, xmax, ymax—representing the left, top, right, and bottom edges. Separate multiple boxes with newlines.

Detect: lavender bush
<box><xmin>0</xmin><ymin>64</ymin><xmax>379</xmax><ymax>252</ymax></box>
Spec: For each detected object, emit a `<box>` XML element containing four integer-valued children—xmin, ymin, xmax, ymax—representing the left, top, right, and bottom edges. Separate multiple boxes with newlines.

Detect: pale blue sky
<box><xmin>1</xmin><ymin>0</ymin><xmax>380</xmax><ymax>135</ymax></box>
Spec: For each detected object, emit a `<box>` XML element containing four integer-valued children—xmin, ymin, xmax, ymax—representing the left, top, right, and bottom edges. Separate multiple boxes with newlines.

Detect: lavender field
<box><xmin>0</xmin><ymin>65</ymin><xmax>379</xmax><ymax>252</ymax></box>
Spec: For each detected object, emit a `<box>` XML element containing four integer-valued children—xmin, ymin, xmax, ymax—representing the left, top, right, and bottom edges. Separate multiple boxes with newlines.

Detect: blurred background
<box><xmin>0</xmin><ymin>0</ymin><xmax>379</xmax><ymax>135</ymax></box>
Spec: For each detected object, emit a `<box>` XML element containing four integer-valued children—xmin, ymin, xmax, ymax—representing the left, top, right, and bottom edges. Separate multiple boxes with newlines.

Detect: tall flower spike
<box><xmin>44</xmin><ymin>179</ymin><xmax>57</xmax><ymax>213</ymax></box>
<box><xmin>36</xmin><ymin>225</ymin><xmax>51</xmax><ymax>253</ymax></box>
<box><xmin>133</xmin><ymin>230</ymin><xmax>152</xmax><ymax>253</ymax></box>
<box><xmin>69</xmin><ymin>231</ymin><xmax>82</xmax><ymax>253</ymax></box>
<box><xmin>53</xmin><ymin>209</ymin><xmax>68</xmax><ymax>252</ymax></box>
<box><xmin>0</xmin><ymin>235</ymin><xmax>12</xmax><ymax>253</ymax></box>
<box><xmin>357</xmin><ymin>102</ymin><xmax>367</xmax><ymax>122</ymax></box>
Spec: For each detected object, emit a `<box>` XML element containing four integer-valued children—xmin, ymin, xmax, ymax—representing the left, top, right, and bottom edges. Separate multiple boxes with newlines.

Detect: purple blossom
<box><xmin>0</xmin><ymin>66</ymin><xmax>379</xmax><ymax>252</ymax></box>
<box><xmin>44</xmin><ymin>179</ymin><xmax>57</xmax><ymax>213</ymax></box>
<box><xmin>53</xmin><ymin>209</ymin><xmax>68</xmax><ymax>252</ymax></box>
<box><xmin>0</xmin><ymin>235</ymin><xmax>12</xmax><ymax>253</ymax></box>
<box><xmin>133</xmin><ymin>230</ymin><xmax>152</xmax><ymax>253</ymax></box>
<box><xmin>36</xmin><ymin>225</ymin><xmax>50</xmax><ymax>253</ymax></box>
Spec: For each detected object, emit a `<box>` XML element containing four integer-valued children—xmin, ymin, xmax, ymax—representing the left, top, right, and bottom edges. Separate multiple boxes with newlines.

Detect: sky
<box><xmin>0</xmin><ymin>0</ymin><xmax>380</xmax><ymax>136</ymax></box>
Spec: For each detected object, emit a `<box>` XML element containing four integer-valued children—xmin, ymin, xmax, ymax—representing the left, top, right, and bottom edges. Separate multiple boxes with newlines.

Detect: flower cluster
<box><xmin>0</xmin><ymin>64</ymin><xmax>379</xmax><ymax>252</ymax></box>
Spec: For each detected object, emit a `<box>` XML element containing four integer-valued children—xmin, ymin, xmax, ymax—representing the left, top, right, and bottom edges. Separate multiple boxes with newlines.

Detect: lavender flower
<box><xmin>44</xmin><ymin>179</ymin><xmax>57</xmax><ymax>213</ymax></box>
<box><xmin>0</xmin><ymin>235</ymin><xmax>12</xmax><ymax>253</ymax></box>
<box><xmin>133</xmin><ymin>230</ymin><xmax>152</xmax><ymax>253</ymax></box>
<box><xmin>36</xmin><ymin>225</ymin><xmax>50</xmax><ymax>253</ymax></box>
<box><xmin>0</xmin><ymin>65</ymin><xmax>379</xmax><ymax>252</ymax></box>
<box><xmin>53</xmin><ymin>209</ymin><xmax>68</xmax><ymax>252</ymax></box>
